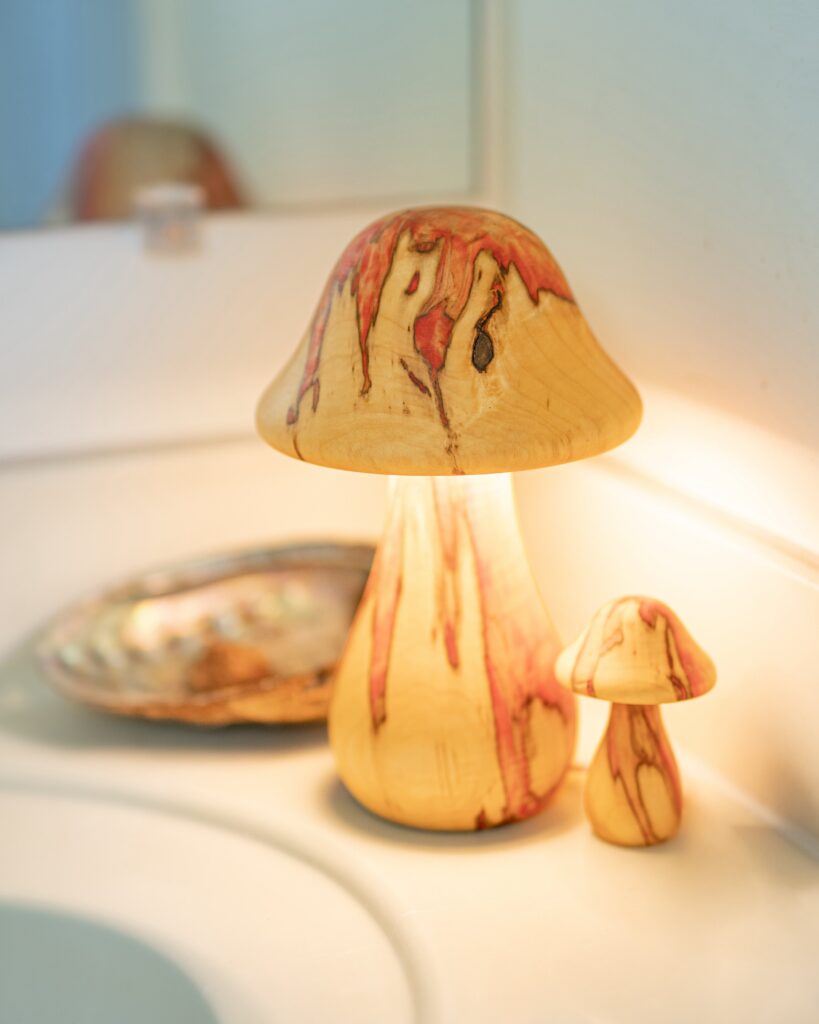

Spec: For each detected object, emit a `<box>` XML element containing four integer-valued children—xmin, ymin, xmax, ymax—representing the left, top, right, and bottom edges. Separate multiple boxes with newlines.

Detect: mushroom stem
<box><xmin>585</xmin><ymin>703</ymin><xmax>682</xmax><ymax>846</ymax></box>
<box><xmin>329</xmin><ymin>473</ymin><xmax>577</xmax><ymax>830</ymax></box>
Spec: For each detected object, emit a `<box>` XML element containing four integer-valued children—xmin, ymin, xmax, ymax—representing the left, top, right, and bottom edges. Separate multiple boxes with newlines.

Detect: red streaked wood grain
<box><xmin>286</xmin><ymin>206</ymin><xmax>574</xmax><ymax>429</ymax></box>
<box><xmin>556</xmin><ymin>595</ymin><xmax>717</xmax><ymax>706</ymax></box>
<box><xmin>586</xmin><ymin>703</ymin><xmax>683</xmax><ymax>846</ymax></box>
<box><xmin>330</xmin><ymin>473</ymin><xmax>577</xmax><ymax>830</ymax></box>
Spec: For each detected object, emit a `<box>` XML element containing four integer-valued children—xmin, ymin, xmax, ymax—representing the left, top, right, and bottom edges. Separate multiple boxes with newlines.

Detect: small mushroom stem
<box><xmin>329</xmin><ymin>473</ymin><xmax>577</xmax><ymax>830</ymax></box>
<box><xmin>585</xmin><ymin>703</ymin><xmax>682</xmax><ymax>846</ymax></box>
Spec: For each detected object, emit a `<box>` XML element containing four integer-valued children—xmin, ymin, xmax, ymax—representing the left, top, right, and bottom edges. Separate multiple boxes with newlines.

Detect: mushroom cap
<box><xmin>554</xmin><ymin>596</ymin><xmax>716</xmax><ymax>705</ymax></box>
<box><xmin>257</xmin><ymin>206</ymin><xmax>642</xmax><ymax>475</ymax></box>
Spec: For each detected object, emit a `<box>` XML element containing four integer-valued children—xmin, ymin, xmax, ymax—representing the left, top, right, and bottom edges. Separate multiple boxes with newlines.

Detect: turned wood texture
<box><xmin>257</xmin><ymin>206</ymin><xmax>642</xmax><ymax>476</ymax></box>
<box><xmin>556</xmin><ymin>596</ymin><xmax>717</xmax><ymax>705</ymax></box>
<box><xmin>586</xmin><ymin>704</ymin><xmax>682</xmax><ymax>846</ymax></box>
<box><xmin>555</xmin><ymin>596</ymin><xmax>716</xmax><ymax>846</ymax></box>
<box><xmin>329</xmin><ymin>474</ymin><xmax>577</xmax><ymax>830</ymax></box>
<box><xmin>256</xmin><ymin>206</ymin><xmax>644</xmax><ymax>830</ymax></box>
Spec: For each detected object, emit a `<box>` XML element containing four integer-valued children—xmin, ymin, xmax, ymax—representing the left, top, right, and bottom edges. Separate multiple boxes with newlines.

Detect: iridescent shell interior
<box><xmin>38</xmin><ymin>543</ymin><xmax>373</xmax><ymax>725</ymax></box>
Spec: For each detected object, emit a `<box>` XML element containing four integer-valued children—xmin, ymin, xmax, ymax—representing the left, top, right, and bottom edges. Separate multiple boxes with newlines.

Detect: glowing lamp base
<box><xmin>329</xmin><ymin>473</ymin><xmax>577</xmax><ymax>831</ymax></box>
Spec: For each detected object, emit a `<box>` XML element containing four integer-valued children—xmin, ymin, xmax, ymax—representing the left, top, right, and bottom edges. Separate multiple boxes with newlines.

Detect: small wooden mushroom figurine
<box><xmin>555</xmin><ymin>597</ymin><xmax>716</xmax><ymax>846</ymax></box>
<box><xmin>257</xmin><ymin>206</ymin><xmax>643</xmax><ymax>830</ymax></box>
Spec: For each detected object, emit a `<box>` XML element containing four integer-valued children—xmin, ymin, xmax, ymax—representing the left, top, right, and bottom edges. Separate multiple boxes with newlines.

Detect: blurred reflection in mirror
<box><xmin>1</xmin><ymin>2</ymin><xmax>473</xmax><ymax>231</ymax></box>
<box><xmin>53</xmin><ymin>116</ymin><xmax>245</xmax><ymax>223</ymax></box>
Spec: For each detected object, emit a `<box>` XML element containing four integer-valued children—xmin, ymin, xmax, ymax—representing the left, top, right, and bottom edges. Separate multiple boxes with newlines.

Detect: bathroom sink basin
<box><xmin>0</xmin><ymin>903</ymin><xmax>219</xmax><ymax>1024</ymax></box>
<box><xmin>0</xmin><ymin>787</ymin><xmax>417</xmax><ymax>1024</ymax></box>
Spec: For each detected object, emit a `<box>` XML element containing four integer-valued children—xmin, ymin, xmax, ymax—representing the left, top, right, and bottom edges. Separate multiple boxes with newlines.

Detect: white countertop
<box><xmin>1</xmin><ymin>438</ymin><xmax>817</xmax><ymax>1023</ymax></box>
<box><xmin>2</xmin><ymin>634</ymin><xmax>817</xmax><ymax>1024</ymax></box>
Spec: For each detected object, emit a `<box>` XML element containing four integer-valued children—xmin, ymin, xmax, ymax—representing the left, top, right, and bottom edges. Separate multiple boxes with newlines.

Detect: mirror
<box><xmin>0</xmin><ymin>0</ymin><xmax>475</xmax><ymax>231</ymax></box>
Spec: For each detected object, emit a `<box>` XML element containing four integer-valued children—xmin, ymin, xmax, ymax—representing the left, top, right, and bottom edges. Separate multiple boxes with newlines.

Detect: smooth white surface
<box><xmin>0</xmin><ymin>789</ymin><xmax>416</xmax><ymax>1024</ymax></box>
<box><xmin>141</xmin><ymin>0</ymin><xmax>474</xmax><ymax>207</ymax></box>
<box><xmin>615</xmin><ymin>385</ymin><xmax>819</xmax><ymax>559</ymax></box>
<box><xmin>0</xmin><ymin>211</ymin><xmax>385</xmax><ymax>461</ymax></box>
<box><xmin>0</xmin><ymin>687</ymin><xmax>816</xmax><ymax>1024</ymax></box>
<box><xmin>0</xmin><ymin>440</ymin><xmax>817</xmax><ymax>1021</ymax></box>
<box><xmin>506</xmin><ymin>0</ymin><xmax>819</xmax><ymax>451</ymax></box>
<box><xmin>0</xmin><ymin>440</ymin><xmax>385</xmax><ymax>650</ymax></box>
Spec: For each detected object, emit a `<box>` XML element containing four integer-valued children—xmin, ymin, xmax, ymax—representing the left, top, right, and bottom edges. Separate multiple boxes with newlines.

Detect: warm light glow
<box><xmin>612</xmin><ymin>385</ymin><xmax>818</xmax><ymax>555</ymax></box>
<box><xmin>329</xmin><ymin>472</ymin><xmax>576</xmax><ymax>830</ymax></box>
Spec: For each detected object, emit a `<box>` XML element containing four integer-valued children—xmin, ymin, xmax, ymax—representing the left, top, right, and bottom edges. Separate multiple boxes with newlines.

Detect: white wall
<box><xmin>169</xmin><ymin>0</ymin><xmax>475</xmax><ymax>206</ymax></box>
<box><xmin>499</xmin><ymin>0</ymin><xmax>819</xmax><ymax>835</ymax></box>
<box><xmin>0</xmin><ymin>211</ymin><xmax>389</xmax><ymax>460</ymax></box>
<box><xmin>504</xmin><ymin>0</ymin><xmax>819</xmax><ymax>452</ymax></box>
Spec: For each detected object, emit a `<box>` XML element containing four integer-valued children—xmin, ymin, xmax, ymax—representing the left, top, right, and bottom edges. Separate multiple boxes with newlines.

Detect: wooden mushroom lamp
<box><xmin>555</xmin><ymin>597</ymin><xmax>717</xmax><ymax>847</ymax></box>
<box><xmin>257</xmin><ymin>206</ymin><xmax>642</xmax><ymax>830</ymax></box>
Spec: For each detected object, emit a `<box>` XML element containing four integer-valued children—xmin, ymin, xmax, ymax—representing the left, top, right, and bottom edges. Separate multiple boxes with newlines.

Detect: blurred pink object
<box><xmin>65</xmin><ymin>117</ymin><xmax>245</xmax><ymax>222</ymax></box>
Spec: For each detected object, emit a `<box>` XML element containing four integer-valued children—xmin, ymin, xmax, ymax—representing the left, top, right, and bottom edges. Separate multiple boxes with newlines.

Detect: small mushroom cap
<box><xmin>554</xmin><ymin>596</ymin><xmax>716</xmax><ymax>705</ymax></box>
<box><xmin>257</xmin><ymin>206</ymin><xmax>642</xmax><ymax>475</ymax></box>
